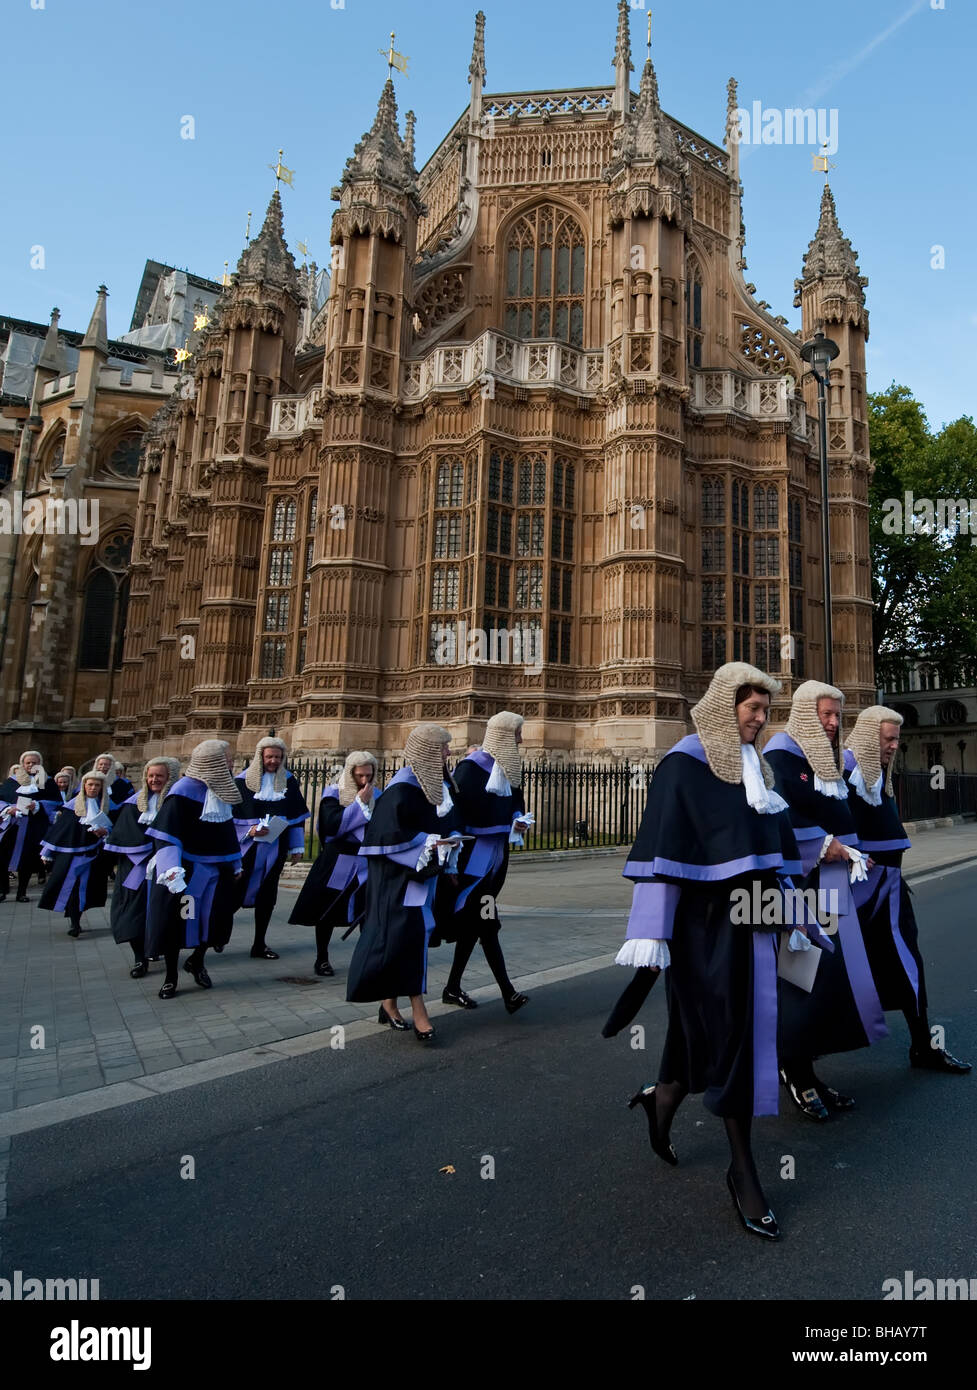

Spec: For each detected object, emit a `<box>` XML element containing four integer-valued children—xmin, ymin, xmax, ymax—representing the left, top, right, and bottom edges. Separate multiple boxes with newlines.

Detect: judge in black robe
<box><xmin>765</xmin><ymin>681</ymin><xmax>888</xmax><ymax>1120</ymax></box>
<box><xmin>434</xmin><ymin>711</ymin><xmax>531</xmax><ymax>1013</ymax></box>
<box><xmin>288</xmin><ymin>751</ymin><xmax>381</xmax><ymax>976</ymax></box>
<box><xmin>229</xmin><ymin>738</ymin><xmax>310</xmax><ymax>959</ymax></box>
<box><xmin>347</xmin><ymin>723</ymin><xmax>463</xmax><ymax>1041</ymax></box>
<box><xmin>617</xmin><ymin>662</ymin><xmax>799</xmax><ymax>1239</ymax></box>
<box><xmin>0</xmin><ymin>751</ymin><xmax>64</xmax><ymax>902</ymax></box>
<box><xmin>90</xmin><ymin>753</ymin><xmax>136</xmax><ymax>811</ymax></box>
<box><xmin>53</xmin><ymin>767</ymin><xmax>79</xmax><ymax>805</ymax></box>
<box><xmin>845</xmin><ymin>707</ymin><xmax>970</xmax><ymax>1074</ymax></box>
<box><xmin>38</xmin><ymin>771</ymin><xmax>112</xmax><ymax>935</ymax></box>
<box><xmin>144</xmin><ymin>739</ymin><xmax>243</xmax><ymax>1000</ymax></box>
<box><xmin>103</xmin><ymin>757</ymin><xmax>182</xmax><ymax>978</ymax></box>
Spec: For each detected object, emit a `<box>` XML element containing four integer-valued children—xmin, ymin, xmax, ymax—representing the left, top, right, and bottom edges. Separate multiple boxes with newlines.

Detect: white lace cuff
<box><xmin>416</xmin><ymin>832</ymin><xmax>441</xmax><ymax>871</ymax></box>
<box><xmin>615</xmin><ymin>938</ymin><xmax>670</xmax><ymax>970</ymax></box>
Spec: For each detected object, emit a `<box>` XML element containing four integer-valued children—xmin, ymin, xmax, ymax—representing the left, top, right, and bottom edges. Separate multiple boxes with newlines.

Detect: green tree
<box><xmin>869</xmin><ymin>385</ymin><xmax>977</xmax><ymax>687</ymax></box>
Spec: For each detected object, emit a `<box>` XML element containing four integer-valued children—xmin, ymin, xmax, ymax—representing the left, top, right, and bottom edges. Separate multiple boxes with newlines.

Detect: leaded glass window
<box><xmin>503</xmin><ymin>207</ymin><xmax>586</xmax><ymax>347</ymax></box>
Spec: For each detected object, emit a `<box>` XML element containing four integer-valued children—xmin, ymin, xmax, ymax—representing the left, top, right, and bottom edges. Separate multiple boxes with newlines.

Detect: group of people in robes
<box><xmin>608</xmin><ymin>664</ymin><xmax>970</xmax><ymax>1241</ymax></box>
<box><xmin>1</xmin><ymin>716</ymin><xmax>535</xmax><ymax>1025</ymax></box>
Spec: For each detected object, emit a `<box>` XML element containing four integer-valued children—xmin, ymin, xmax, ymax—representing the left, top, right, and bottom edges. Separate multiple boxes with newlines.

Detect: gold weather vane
<box><xmin>174</xmin><ymin>337</ymin><xmax>192</xmax><ymax>364</ymax></box>
<box><xmin>193</xmin><ymin>312</ymin><xmax>209</xmax><ymax>331</ymax></box>
<box><xmin>812</xmin><ymin>142</ymin><xmax>836</xmax><ymax>178</ymax></box>
<box><xmin>268</xmin><ymin>149</ymin><xmax>295</xmax><ymax>188</ymax></box>
<box><xmin>297</xmin><ymin>238</ymin><xmax>309</xmax><ymax>264</ymax></box>
<box><xmin>379</xmin><ymin>31</ymin><xmax>409</xmax><ymax>77</ymax></box>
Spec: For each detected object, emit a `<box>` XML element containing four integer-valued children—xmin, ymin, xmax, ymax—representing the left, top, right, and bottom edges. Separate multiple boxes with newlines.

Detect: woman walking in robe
<box><xmin>435</xmin><ymin>711</ymin><xmax>531</xmax><ymax>1014</ymax></box>
<box><xmin>38</xmin><ymin>770</ymin><xmax>112</xmax><ymax>936</ymax></box>
<box><xmin>347</xmin><ymin>724</ymin><xmax>463</xmax><ymax>1041</ymax></box>
<box><xmin>53</xmin><ymin>768</ymin><xmax>79</xmax><ymax>804</ymax></box>
<box><xmin>145</xmin><ymin>740</ymin><xmax>243</xmax><ymax>1000</ymax></box>
<box><xmin>0</xmin><ymin>751</ymin><xmax>63</xmax><ymax>902</ymax></box>
<box><xmin>289</xmin><ymin>752</ymin><xmax>380</xmax><ymax>976</ymax></box>
<box><xmin>617</xmin><ymin>662</ymin><xmax>797</xmax><ymax>1240</ymax></box>
<box><xmin>104</xmin><ymin>757</ymin><xmax>182</xmax><ymax>978</ymax></box>
<box><xmin>229</xmin><ymin>737</ymin><xmax>309</xmax><ymax>960</ymax></box>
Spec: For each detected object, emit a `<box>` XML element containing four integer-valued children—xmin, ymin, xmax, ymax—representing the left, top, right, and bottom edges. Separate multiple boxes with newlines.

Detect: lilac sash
<box><xmin>52</xmin><ymin>851</ymin><xmax>97</xmax><ymax>912</ymax></box>
<box><xmin>455</xmin><ymin>835</ymin><xmax>506</xmax><ymax>911</ymax></box>
<box><xmin>851</xmin><ymin>863</ymin><xmax>920</xmax><ymax>1006</ymax></box>
<box><xmin>184</xmin><ymin>859</ymin><xmax>222</xmax><ymax>947</ymax></box>
<box><xmin>752</xmin><ymin>932</ymin><xmax>780</xmax><ymax>1116</ymax></box>
<box><xmin>820</xmin><ymin>859</ymin><xmax>888</xmax><ymax>1044</ymax></box>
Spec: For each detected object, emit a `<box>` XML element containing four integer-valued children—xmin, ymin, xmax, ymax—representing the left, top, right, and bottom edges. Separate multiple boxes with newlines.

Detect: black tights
<box><xmin>163</xmin><ymin>943</ymin><xmax>207</xmax><ymax>985</ymax></box>
<box><xmin>251</xmin><ymin>867</ymin><xmax>281</xmax><ymax>951</ymax></box>
<box><xmin>654</xmin><ymin>1082</ymin><xmax>770</xmax><ymax>1220</ymax></box>
<box><xmin>446</xmin><ymin>929</ymin><xmax>515</xmax><ymax>1000</ymax></box>
<box><xmin>315</xmin><ymin>921</ymin><xmax>334</xmax><ymax>964</ymax></box>
<box><xmin>5</xmin><ymin>867</ymin><xmax>32</xmax><ymax>897</ymax></box>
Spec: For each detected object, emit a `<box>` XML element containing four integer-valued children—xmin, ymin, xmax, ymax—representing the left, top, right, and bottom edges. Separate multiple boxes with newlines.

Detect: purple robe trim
<box><xmin>752</xmin><ymin>932</ymin><xmax>780</xmax><ymax>1116</ymax></box>
<box><xmin>624</xmin><ymin>851</ymin><xmax>784</xmax><ymax>883</ymax></box>
<box><xmin>851</xmin><ymin>863</ymin><xmax>920</xmax><ymax>1006</ymax></box>
<box><xmin>821</xmin><ymin>859</ymin><xmax>888</xmax><ymax>1044</ymax></box>
<box><xmin>624</xmin><ymin>879</ymin><xmax>681</xmax><ymax>942</ymax></box>
<box><xmin>455</xmin><ymin>835</ymin><xmax>506</xmax><ymax>911</ymax></box>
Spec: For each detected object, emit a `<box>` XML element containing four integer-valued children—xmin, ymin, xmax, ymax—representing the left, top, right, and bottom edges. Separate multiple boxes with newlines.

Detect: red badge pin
<box><xmin>800</xmin><ymin>773</ymin><xmax>809</xmax><ymax>781</ymax></box>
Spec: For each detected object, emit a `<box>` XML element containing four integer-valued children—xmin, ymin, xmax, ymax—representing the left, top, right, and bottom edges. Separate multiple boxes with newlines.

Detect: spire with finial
<box><xmin>404</xmin><ymin>109</ymin><xmax>416</xmax><ymax>170</ymax></box>
<box><xmin>798</xmin><ymin>183</ymin><xmax>866</xmax><ymax>291</ymax></box>
<box><xmin>235</xmin><ymin>189</ymin><xmax>300</xmax><ymax>296</ymax></box>
<box><xmin>612</xmin><ymin>0</ymin><xmax>633</xmax><ymax>120</ymax></box>
<box><xmin>38</xmin><ymin>306</ymin><xmax>64</xmax><ymax>373</ymax></box>
<box><xmin>618</xmin><ymin>51</ymin><xmax>683</xmax><ymax>169</ymax></box>
<box><xmin>82</xmin><ymin>285</ymin><xmax>109</xmax><ymax>353</ymax></box>
<box><xmin>469</xmin><ymin>9</ymin><xmax>486</xmax><ymax>85</ymax></box>
<box><xmin>725</xmin><ymin>76</ymin><xmax>741</xmax><ymax>177</ymax></box>
<box><xmin>340</xmin><ymin>77</ymin><xmax>419</xmax><ymax>198</ymax></box>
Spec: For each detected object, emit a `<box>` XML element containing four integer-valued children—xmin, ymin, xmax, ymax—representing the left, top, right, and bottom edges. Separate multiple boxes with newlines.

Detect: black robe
<box><xmin>103</xmin><ymin>794</ymin><xmax>157</xmax><ymax>945</ymax></box>
<box><xmin>0</xmin><ymin>776</ymin><xmax>63</xmax><ymax>880</ymax></box>
<box><xmin>289</xmin><ymin>787</ymin><xmax>380</xmax><ymax>929</ymax></box>
<box><xmin>230</xmin><ymin>772</ymin><xmax>310</xmax><ymax>920</ymax></box>
<box><xmin>37</xmin><ymin>804</ymin><xmax>110</xmax><ymax>916</ymax></box>
<box><xmin>616</xmin><ymin>734</ymin><xmax>788</xmax><ymax>1117</ymax></box>
<box><xmin>106</xmin><ymin>777</ymin><xmax>136</xmax><ymax>811</ymax></box>
<box><xmin>844</xmin><ymin>750</ymin><xmax>926</xmax><ymax>1018</ymax></box>
<box><xmin>346</xmin><ymin>770</ymin><xmax>457</xmax><ymax>1002</ymax></box>
<box><xmin>765</xmin><ymin>733</ymin><xmax>888</xmax><ymax>1061</ymax></box>
<box><xmin>144</xmin><ymin>777</ymin><xmax>242</xmax><ymax>954</ymax></box>
<box><xmin>432</xmin><ymin>750</ymin><xmax>525</xmax><ymax>945</ymax></box>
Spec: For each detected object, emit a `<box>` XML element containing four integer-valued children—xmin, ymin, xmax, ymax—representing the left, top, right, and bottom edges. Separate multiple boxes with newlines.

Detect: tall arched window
<box><xmin>503</xmin><ymin>207</ymin><xmax>585</xmax><ymax>347</ymax></box>
<box><xmin>272</xmin><ymin>497</ymin><xmax>297</xmax><ymax>540</ymax></box>
<box><xmin>686</xmin><ymin>257</ymin><xmax>704</xmax><ymax>367</ymax></box>
<box><xmin>79</xmin><ymin>533</ymin><xmax>132</xmax><ymax>669</ymax></box>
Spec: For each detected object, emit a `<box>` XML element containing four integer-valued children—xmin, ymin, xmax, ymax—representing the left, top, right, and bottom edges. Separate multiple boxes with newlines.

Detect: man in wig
<box><xmin>435</xmin><ymin>711</ymin><xmax>531</xmax><ymax>1014</ymax></box>
<box><xmin>347</xmin><ymin>723</ymin><xmax>463</xmax><ymax>1041</ymax></box>
<box><xmin>765</xmin><ymin>681</ymin><xmax>887</xmax><ymax>1120</ymax></box>
<box><xmin>845</xmin><ymin>706</ymin><xmax>969</xmax><ymax>1074</ymax></box>
<box><xmin>91</xmin><ymin>752</ymin><xmax>136</xmax><ymax>811</ymax></box>
<box><xmin>0</xmin><ymin>751</ymin><xmax>63</xmax><ymax>901</ymax></box>
<box><xmin>289</xmin><ymin>751</ymin><xmax>381</xmax><ymax>976</ymax></box>
<box><xmin>145</xmin><ymin>739</ymin><xmax>242</xmax><ymax>999</ymax></box>
<box><xmin>230</xmin><ymin>737</ymin><xmax>309</xmax><ymax>960</ymax></box>
<box><xmin>615</xmin><ymin>662</ymin><xmax>802</xmax><ymax>1240</ymax></box>
<box><xmin>104</xmin><ymin>757</ymin><xmax>182</xmax><ymax>978</ymax></box>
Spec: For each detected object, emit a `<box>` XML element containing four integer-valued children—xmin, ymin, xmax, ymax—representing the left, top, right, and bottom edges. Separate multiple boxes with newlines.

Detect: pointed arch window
<box><xmin>686</xmin><ymin>258</ymin><xmax>704</xmax><ymax>367</ymax></box>
<box><xmin>503</xmin><ymin>207</ymin><xmax>585</xmax><ymax>347</ymax></box>
<box><xmin>79</xmin><ymin>532</ymin><xmax>132</xmax><ymax>669</ymax></box>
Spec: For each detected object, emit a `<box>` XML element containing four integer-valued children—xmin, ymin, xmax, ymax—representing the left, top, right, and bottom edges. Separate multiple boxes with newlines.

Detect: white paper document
<box><xmin>777</xmin><ymin>932</ymin><xmax>822</xmax><ymax>992</ymax></box>
<box><xmin>256</xmin><ymin>815</ymin><xmax>288</xmax><ymax>843</ymax></box>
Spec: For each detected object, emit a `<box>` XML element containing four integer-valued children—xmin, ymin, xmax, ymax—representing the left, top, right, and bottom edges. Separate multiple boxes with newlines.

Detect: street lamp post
<box><xmin>800</xmin><ymin>329</ymin><xmax>840</xmax><ymax>687</ymax></box>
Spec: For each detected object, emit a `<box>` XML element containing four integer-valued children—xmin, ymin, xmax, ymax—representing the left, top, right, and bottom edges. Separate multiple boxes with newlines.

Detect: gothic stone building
<box><xmin>114</xmin><ymin>4</ymin><xmax>875</xmax><ymax>765</ymax></box>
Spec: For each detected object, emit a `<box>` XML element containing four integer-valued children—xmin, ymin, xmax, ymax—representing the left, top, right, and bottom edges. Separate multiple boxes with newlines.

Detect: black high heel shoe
<box><xmin>627</xmin><ymin>1085</ymin><xmax>678</xmax><ymax>1166</ymax></box>
<box><xmin>726</xmin><ymin>1166</ymin><xmax>780</xmax><ymax>1240</ymax></box>
<box><xmin>377</xmin><ymin>1005</ymin><xmax>410</xmax><ymax>1031</ymax></box>
<box><xmin>412</xmin><ymin>1022</ymin><xmax>436</xmax><ymax>1043</ymax></box>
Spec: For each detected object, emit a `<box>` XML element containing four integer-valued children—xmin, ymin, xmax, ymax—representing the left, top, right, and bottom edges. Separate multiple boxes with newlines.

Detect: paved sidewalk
<box><xmin>0</xmin><ymin>824</ymin><xmax>973</xmax><ymax>1114</ymax></box>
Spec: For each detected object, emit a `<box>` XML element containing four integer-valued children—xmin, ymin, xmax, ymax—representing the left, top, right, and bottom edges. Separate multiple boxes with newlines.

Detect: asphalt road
<box><xmin>2</xmin><ymin>865</ymin><xmax>975</xmax><ymax>1302</ymax></box>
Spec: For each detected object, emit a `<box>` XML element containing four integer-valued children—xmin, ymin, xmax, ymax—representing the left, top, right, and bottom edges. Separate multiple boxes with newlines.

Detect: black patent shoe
<box><xmin>442</xmin><ymin>987</ymin><xmax>478</xmax><ymax>1009</ymax></box>
<box><xmin>780</xmin><ymin>1069</ymin><xmax>830</xmax><ymax>1121</ymax></box>
<box><xmin>159</xmin><ymin>981</ymin><xmax>177</xmax><ymax>1000</ymax></box>
<box><xmin>726</xmin><ymin>1167</ymin><xmax>780</xmax><ymax>1240</ymax></box>
<box><xmin>910</xmin><ymin>1045</ymin><xmax>972</xmax><ymax>1074</ymax></box>
<box><xmin>184</xmin><ymin>959</ymin><xmax>212</xmax><ymax>988</ymax></box>
<box><xmin>16</xmin><ymin>894</ymin><xmax>30</xmax><ymax>903</ymax></box>
<box><xmin>815</xmin><ymin>1081</ymin><xmax>855</xmax><ymax>1110</ymax></box>
<box><xmin>67</xmin><ymin>924</ymin><xmax>81</xmax><ymax>938</ymax></box>
<box><xmin>412</xmin><ymin>1023</ymin><xmax>436</xmax><ymax>1043</ymax></box>
<box><xmin>377</xmin><ymin>1004</ymin><xmax>409</xmax><ymax>1031</ymax></box>
<box><xmin>504</xmin><ymin>991</ymin><xmax>529</xmax><ymax>1014</ymax></box>
<box><xmin>250</xmin><ymin>946</ymin><xmax>279</xmax><ymax>960</ymax></box>
<box><xmin>130</xmin><ymin>960</ymin><xmax>149</xmax><ymax>979</ymax></box>
<box><xmin>627</xmin><ymin>1085</ymin><xmax>679</xmax><ymax>1166</ymax></box>
<box><xmin>314</xmin><ymin>958</ymin><xmax>335</xmax><ymax>977</ymax></box>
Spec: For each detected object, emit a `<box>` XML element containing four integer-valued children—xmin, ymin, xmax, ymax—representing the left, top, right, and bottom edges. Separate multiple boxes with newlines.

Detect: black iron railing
<box><xmin>893</xmin><ymin>771</ymin><xmax>977</xmax><ymax>822</ymax></box>
<box><xmin>284</xmin><ymin>757</ymin><xmax>657</xmax><ymax>859</ymax></box>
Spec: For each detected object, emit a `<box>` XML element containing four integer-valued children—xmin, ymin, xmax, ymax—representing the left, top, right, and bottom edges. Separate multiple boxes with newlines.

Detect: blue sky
<box><xmin>3</xmin><ymin>0</ymin><xmax>973</xmax><ymax>430</ymax></box>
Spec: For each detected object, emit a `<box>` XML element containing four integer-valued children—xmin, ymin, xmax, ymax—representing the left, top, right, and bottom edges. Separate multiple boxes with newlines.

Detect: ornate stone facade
<box><xmin>117</xmin><ymin>6</ymin><xmax>878</xmax><ymax>760</ymax></box>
